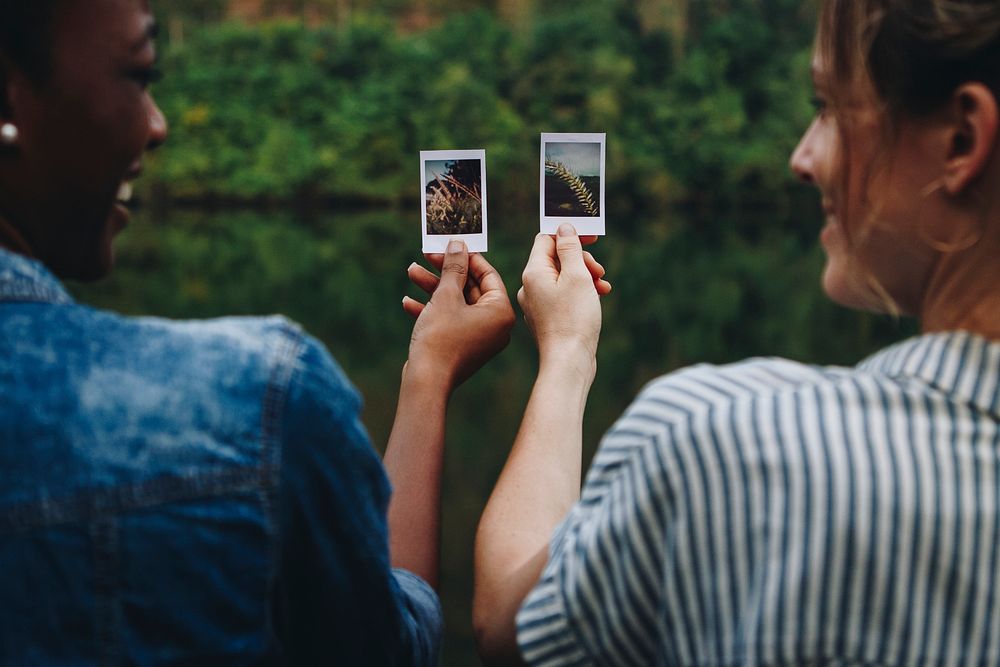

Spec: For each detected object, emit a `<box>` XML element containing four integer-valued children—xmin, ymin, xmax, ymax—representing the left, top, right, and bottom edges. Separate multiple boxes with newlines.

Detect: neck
<box><xmin>921</xmin><ymin>225</ymin><xmax>1000</xmax><ymax>342</ymax></box>
<box><xmin>0</xmin><ymin>214</ymin><xmax>36</xmax><ymax>259</ymax></box>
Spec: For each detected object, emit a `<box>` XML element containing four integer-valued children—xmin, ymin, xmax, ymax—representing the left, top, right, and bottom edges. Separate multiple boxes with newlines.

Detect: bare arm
<box><xmin>474</xmin><ymin>226</ymin><xmax>608</xmax><ymax>663</ymax></box>
<box><xmin>384</xmin><ymin>240</ymin><xmax>515</xmax><ymax>588</ymax></box>
<box><xmin>383</xmin><ymin>361</ymin><xmax>450</xmax><ymax>588</ymax></box>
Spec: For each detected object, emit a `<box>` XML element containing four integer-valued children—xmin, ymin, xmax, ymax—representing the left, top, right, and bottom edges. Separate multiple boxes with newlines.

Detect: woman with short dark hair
<box><xmin>0</xmin><ymin>1</ymin><xmax>515</xmax><ymax>664</ymax></box>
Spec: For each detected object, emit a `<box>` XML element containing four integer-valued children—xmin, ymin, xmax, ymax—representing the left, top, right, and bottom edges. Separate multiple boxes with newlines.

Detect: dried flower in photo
<box><xmin>425</xmin><ymin>159</ymin><xmax>483</xmax><ymax>235</ymax></box>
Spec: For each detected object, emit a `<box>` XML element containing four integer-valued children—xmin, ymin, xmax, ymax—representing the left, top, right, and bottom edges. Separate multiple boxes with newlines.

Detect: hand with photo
<box><xmin>519</xmin><ymin>224</ymin><xmax>608</xmax><ymax>376</ymax></box>
<box><xmin>385</xmin><ymin>239</ymin><xmax>513</xmax><ymax>589</ymax></box>
<box><xmin>402</xmin><ymin>240</ymin><xmax>515</xmax><ymax>390</ymax></box>
<box><xmin>473</xmin><ymin>222</ymin><xmax>608</xmax><ymax>659</ymax></box>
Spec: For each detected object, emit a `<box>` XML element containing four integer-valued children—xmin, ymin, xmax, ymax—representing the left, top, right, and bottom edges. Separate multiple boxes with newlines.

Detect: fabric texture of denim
<box><xmin>0</xmin><ymin>248</ymin><xmax>442</xmax><ymax>666</ymax></box>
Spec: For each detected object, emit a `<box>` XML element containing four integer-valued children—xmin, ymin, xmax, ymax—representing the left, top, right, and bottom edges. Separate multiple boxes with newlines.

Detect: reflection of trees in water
<box><xmin>426</xmin><ymin>159</ymin><xmax>483</xmax><ymax>235</ymax></box>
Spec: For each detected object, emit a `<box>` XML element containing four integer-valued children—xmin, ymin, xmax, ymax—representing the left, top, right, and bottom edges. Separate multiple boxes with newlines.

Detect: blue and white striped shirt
<box><xmin>517</xmin><ymin>332</ymin><xmax>1000</xmax><ymax>666</ymax></box>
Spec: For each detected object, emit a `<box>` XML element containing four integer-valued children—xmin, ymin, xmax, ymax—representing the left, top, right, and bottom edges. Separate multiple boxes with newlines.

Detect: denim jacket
<box><xmin>0</xmin><ymin>249</ymin><xmax>441</xmax><ymax>665</ymax></box>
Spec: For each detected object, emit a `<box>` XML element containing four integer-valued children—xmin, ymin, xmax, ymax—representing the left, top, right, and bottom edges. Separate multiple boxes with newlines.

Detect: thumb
<box><xmin>555</xmin><ymin>224</ymin><xmax>587</xmax><ymax>277</ymax></box>
<box><xmin>438</xmin><ymin>239</ymin><xmax>469</xmax><ymax>293</ymax></box>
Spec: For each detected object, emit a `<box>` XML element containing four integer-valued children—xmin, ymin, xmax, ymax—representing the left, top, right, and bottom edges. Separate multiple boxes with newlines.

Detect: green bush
<box><xmin>145</xmin><ymin>2</ymin><xmax>817</xmax><ymax>213</ymax></box>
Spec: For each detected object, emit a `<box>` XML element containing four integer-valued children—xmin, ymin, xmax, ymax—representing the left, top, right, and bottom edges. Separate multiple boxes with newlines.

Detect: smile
<box><xmin>116</xmin><ymin>181</ymin><xmax>134</xmax><ymax>204</ymax></box>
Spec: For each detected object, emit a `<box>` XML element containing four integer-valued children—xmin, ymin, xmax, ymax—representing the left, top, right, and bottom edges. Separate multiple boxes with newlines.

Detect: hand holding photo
<box><xmin>421</xmin><ymin>150</ymin><xmax>488</xmax><ymax>253</ymax></box>
<box><xmin>540</xmin><ymin>133</ymin><xmax>606</xmax><ymax>235</ymax></box>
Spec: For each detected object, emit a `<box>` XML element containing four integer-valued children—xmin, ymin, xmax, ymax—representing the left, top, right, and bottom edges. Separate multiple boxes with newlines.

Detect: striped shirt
<box><xmin>517</xmin><ymin>331</ymin><xmax>1000</xmax><ymax>666</ymax></box>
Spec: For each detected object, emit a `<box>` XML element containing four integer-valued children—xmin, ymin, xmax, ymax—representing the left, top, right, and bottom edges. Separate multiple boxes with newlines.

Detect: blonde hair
<box><xmin>815</xmin><ymin>0</ymin><xmax>1000</xmax><ymax>313</ymax></box>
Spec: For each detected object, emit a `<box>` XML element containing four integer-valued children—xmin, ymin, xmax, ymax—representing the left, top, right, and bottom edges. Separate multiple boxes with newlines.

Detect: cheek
<box><xmin>66</xmin><ymin>81</ymin><xmax>149</xmax><ymax>149</ymax></box>
<box><xmin>96</xmin><ymin>96</ymin><xmax>151</xmax><ymax>159</ymax></box>
<box><xmin>814</xmin><ymin>125</ymin><xmax>841</xmax><ymax>184</ymax></box>
<box><xmin>840</xmin><ymin>117</ymin><xmax>884</xmax><ymax>210</ymax></box>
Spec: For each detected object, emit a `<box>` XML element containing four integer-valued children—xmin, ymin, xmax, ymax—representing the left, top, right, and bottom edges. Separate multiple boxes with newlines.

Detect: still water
<box><xmin>71</xmin><ymin>205</ymin><xmax>910</xmax><ymax>664</ymax></box>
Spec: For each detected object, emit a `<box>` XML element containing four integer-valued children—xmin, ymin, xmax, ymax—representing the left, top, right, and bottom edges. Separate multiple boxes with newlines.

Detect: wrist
<box><xmin>538</xmin><ymin>335</ymin><xmax>596</xmax><ymax>368</ymax></box>
<box><xmin>537</xmin><ymin>343</ymin><xmax>597</xmax><ymax>389</ymax></box>
<box><xmin>402</xmin><ymin>356</ymin><xmax>459</xmax><ymax>396</ymax></box>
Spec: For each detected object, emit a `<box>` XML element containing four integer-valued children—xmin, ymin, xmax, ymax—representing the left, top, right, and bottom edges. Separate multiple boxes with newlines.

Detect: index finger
<box><xmin>423</xmin><ymin>253</ymin><xmax>444</xmax><ymax>271</ymax></box>
<box><xmin>580</xmin><ymin>235</ymin><xmax>599</xmax><ymax>246</ymax></box>
<box><xmin>469</xmin><ymin>253</ymin><xmax>506</xmax><ymax>295</ymax></box>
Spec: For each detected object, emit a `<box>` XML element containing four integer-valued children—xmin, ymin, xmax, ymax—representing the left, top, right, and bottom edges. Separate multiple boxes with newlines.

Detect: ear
<box><xmin>942</xmin><ymin>82</ymin><xmax>999</xmax><ymax>195</ymax></box>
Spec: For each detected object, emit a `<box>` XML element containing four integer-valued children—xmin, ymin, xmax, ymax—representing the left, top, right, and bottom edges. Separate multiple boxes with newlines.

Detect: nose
<box><xmin>789</xmin><ymin>119</ymin><xmax>817</xmax><ymax>184</ymax></box>
<box><xmin>146</xmin><ymin>94</ymin><xmax>168</xmax><ymax>150</ymax></box>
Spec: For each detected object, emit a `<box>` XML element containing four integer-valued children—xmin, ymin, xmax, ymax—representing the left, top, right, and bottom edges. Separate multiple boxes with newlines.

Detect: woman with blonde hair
<box><xmin>475</xmin><ymin>0</ymin><xmax>1000</xmax><ymax>664</ymax></box>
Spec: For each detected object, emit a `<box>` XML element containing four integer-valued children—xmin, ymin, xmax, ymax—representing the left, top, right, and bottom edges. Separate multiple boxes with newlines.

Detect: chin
<box><xmin>822</xmin><ymin>260</ymin><xmax>898</xmax><ymax>315</ymax></box>
<box><xmin>44</xmin><ymin>220</ymin><xmax>119</xmax><ymax>282</ymax></box>
<box><xmin>78</xmin><ymin>234</ymin><xmax>118</xmax><ymax>282</ymax></box>
<box><xmin>821</xmin><ymin>263</ymin><xmax>860</xmax><ymax>309</ymax></box>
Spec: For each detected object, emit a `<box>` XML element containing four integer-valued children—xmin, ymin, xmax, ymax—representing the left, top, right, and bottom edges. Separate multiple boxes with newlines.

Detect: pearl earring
<box><xmin>1</xmin><ymin>123</ymin><xmax>19</xmax><ymax>145</ymax></box>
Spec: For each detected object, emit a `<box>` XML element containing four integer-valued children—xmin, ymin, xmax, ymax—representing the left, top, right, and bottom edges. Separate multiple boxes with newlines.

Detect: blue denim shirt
<box><xmin>0</xmin><ymin>248</ymin><xmax>442</xmax><ymax>665</ymax></box>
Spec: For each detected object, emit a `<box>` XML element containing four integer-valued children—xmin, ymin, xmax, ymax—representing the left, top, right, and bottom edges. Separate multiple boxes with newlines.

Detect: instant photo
<box><xmin>540</xmin><ymin>133</ymin><xmax>606</xmax><ymax>235</ymax></box>
<box><xmin>420</xmin><ymin>149</ymin><xmax>488</xmax><ymax>253</ymax></box>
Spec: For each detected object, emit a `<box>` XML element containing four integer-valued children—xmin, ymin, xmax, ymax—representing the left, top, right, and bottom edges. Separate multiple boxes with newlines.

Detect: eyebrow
<box><xmin>130</xmin><ymin>20</ymin><xmax>159</xmax><ymax>53</ymax></box>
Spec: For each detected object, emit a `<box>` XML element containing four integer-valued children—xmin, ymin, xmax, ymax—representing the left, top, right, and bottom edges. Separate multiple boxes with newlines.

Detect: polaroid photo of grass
<box><xmin>421</xmin><ymin>149</ymin><xmax>488</xmax><ymax>253</ymax></box>
<box><xmin>540</xmin><ymin>133</ymin><xmax>606</xmax><ymax>235</ymax></box>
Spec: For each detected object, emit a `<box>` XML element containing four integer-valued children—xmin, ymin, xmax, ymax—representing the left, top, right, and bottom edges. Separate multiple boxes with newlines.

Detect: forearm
<box><xmin>474</xmin><ymin>348</ymin><xmax>594</xmax><ymax>661</ymax></box>
<box><xmin>384</xmin><ymin>362</ymin><xmax>451</xmax><ymax>589</ymax></box>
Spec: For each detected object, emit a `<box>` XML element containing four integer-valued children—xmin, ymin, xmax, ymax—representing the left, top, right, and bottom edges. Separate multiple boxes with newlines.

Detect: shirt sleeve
<box><xmin>273</xmin><ymin>332</ymin><xmax>442</xmax><ymax>666</ymax></box>
<box><xmin>515</xmin><ymin>399</ymin><xmax>683</xmax><ymax>667</ymax></box>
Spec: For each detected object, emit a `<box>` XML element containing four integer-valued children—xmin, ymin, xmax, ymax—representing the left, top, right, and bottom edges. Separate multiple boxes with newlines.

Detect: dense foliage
<box><xmin>146</xmin><ymin>0</ymin><xmax>816</xmax><ymax>213</ymax></box>
<box><xmin>75</xmin><ymin>2</ymin><xmax>919</xmax><ymax>662</ymax></box>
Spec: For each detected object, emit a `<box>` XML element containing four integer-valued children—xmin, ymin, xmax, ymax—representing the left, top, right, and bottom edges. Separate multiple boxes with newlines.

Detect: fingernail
<box><xmin>407</xmin><ymin>262</ymin><xmax>418</xmax><ymax>272</ymax></box>
<box><xmin>558</xmin><ymin>223</ymin><xmax>576</xmax><ymax>237</ymax></box>
<box><xmin>447</xmin><ymin>239</ymin><xmax>465</xmax><ymax>253</ymax></box>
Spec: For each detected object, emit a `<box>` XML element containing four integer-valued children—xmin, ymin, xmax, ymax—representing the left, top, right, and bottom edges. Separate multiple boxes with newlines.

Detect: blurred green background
<box><xmin>71</xmin><ymin>1</ymin><xmax>916</xmax><ymax>663</ymax></box>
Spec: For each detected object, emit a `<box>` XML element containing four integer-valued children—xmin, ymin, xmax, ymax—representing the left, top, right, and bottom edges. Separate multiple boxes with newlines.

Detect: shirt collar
<box><xmin>858</xmin><ymin>331</ymin><xmax>1000</xmax><ymax>415</ymax></box>
<box><xmin>0</xmin><ymin>248</ymin><xmax>74</xmax><ymax>305</ymax></box>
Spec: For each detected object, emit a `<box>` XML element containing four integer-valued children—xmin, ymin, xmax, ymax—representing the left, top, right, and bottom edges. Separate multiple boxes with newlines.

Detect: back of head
<box><xmin>0</xmin><ymin>1</ymin><xmax>61</xmax><ymax>85</ymax></box>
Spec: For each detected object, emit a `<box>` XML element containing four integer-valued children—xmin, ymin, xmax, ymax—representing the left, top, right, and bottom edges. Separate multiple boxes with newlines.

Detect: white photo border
<box><xmin>540</xmin><ymin>133</ymin><xmax>606</xmax><ymax>235</ymax></box>
<box><xmin>420</xmin><ymin>149</ymin><xmax>488</xmax><ymax>253</ymax></box>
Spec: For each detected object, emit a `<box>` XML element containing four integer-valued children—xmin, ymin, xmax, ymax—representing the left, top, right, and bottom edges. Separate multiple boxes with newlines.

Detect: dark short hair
<box><xmin>0</xmin><ymin>0</ymin><xmax>61</xmax><ymax>83</ymax></box>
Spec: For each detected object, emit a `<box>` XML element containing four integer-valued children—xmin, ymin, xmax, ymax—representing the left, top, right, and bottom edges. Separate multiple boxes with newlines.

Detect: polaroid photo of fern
<box><xmin>540</xmin><ymin>133</ymin><xmax>606</xmax><ymax>235</ymax></box>
<box><xmin>421</xmin><ymin>149</ymin><xmax>488</xmax><ymax>253</ymax></box>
